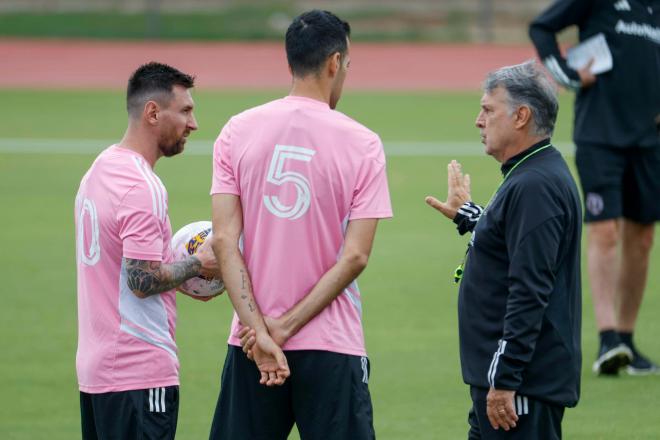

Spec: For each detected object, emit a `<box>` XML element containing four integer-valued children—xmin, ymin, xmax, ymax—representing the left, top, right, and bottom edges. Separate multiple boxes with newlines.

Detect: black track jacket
<box><xmin>458</xmin><ymin>140</ymin><xmax>582</xmax><ymax>408</ymax></box>
<box><xmin>529</xmin><ymin>0</ymin><xmax>660</xmax><ymax>148</ymax></box>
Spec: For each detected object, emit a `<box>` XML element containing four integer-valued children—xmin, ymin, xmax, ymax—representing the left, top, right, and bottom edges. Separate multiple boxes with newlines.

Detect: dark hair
<box><xmin>126</xmin><ymin>62</ymin><xmax>195</xmax><ymax>116</ymax></box>
<box><xmin>285</xmin><ymin>10</ymin><xmax>351</xmax><ymax>77</ymax></box>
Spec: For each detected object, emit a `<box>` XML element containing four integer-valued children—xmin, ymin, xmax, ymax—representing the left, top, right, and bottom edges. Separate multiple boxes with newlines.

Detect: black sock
<box><xmin>599</xmin><ymin>329</ymin><xmax>620</xmax><ymax>347</ymax></box>
<box><xmin>618</xmin><ymin>331</ymin><xmax>634</xmax><ymax>349</ymax></box>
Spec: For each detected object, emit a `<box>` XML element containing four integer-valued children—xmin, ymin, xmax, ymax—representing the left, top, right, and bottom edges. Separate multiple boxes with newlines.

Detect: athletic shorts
<box><xmin>575</xmin><ymin>143</ymin><xmax>660</xmax><ymax>223</ymax></box>
<box><xmin>467</xmin><ymin>387</ymin><xmax>564</xmax><ymax>440</ymax></box>
<box><xmin>209</xmin><ymin>345</ymin><xmax>375</xmax><ymax>440</ymax></box>
<box><xmin>80</xmin><ymin>386</ymin><xmax>179</xmax><ymax>440</ymax></box>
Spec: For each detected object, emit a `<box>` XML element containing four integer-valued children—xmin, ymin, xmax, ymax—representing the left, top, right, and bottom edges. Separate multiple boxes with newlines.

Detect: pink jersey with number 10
<box><xmin>75</xmin><ymin>145</ymin><xmax>178</xmax><ymax>393</ymax></box>
<box><xmin>211</xmin><ymin>96</ymin><xmax>393</xmax><ymax>356</ymax></box>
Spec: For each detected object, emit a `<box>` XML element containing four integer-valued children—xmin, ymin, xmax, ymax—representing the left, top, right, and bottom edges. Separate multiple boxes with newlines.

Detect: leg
<box><xmin>292</xmin><ymin>351</ymin><xmax>375</xmax><ymax>440</ymax></box>
<box><xmin>575</xmin><ymin>143</ymin><xmax>632</xmax><ymax>374</ymax></box>
<box><xmin>469</xmin><ymin>387</ymin><xmax>564</xmax><ymax>440</ymax></box>
<box><xmin>209</xmin><ymin>345</ymin><xmax>294</xmax><ymax>440</ymax></box>
<box><xmin>138</xmin><ymin>386</ymin><xmax>180</xmax><ymax>440</ymax></box>
<box><xmin>80</xmin><ymin>392</ymin><xmax>99</xmax><ymax>440</ymax></box>
<box><xmin>586</xmin><ymin>220</ymin><xmax>620</xmax><ymax>331</ymax></box>
<box><xmin>617</xmin><ymin>220</ymin><xmax>654</xmax><ymax>331</ymax></box>
<box><xmin>617</xmin><ymin>145</ymin><xmax>660</xmax><ymax>374</ymax></box>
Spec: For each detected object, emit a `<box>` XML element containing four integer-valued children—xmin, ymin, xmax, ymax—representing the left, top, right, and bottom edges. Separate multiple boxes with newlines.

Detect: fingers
<box><xmin>424</xmin><ymin>196</ymin><xmax>455</xmax><ymax>220</ymax></box>
<box><xmin>237</xmin><ymin>326</ymin><xmax>251</xmax><ymax>339</ymax></box>
<box><xmin>239</xmin><ymin>328</ymin><xmax>256</xmax><ymax>354</ymax></box>
<box><xmin>486</xmin><ymin>394</ymin><xmax>518</xmax><ymax>431</ymax></box>
<box><xmin>463</xmin><ymin>174</ymin><xmax>471</xmax><ymax>195</ymax></box>
<box><xmin>448</xmin><ymin>161</ymin><xmax>462</xmax><ymax>192</ymax></box>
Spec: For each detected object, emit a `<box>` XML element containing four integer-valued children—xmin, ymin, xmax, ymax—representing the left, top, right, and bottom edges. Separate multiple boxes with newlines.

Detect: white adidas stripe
<box><xmin>487</xmin><ymin>340</ymin><xmax>508</xmax><ymax>387</ymax></box>
<box><xmin>140</xmin><ymin>159</ymin><xmax>166</xmax><ymax>222</ymax></box>
<box><xmin>132</xmin><ymin>156</ymin><xmax>158</xmax><ymax>219</ymax></box>
<box><xmin>544</xmin><ymin>56</ymin><xmax>581</xmax><ymax>91</ymax></box>
<box><xmin>132</xmin><ymin>156</ymin><xmax>167</xmax><ymax>222</ymax></box>
<box><xmin>148</xmin><ymin>388</ymin><xmax>154</xmax><ymax>412</ymax></box>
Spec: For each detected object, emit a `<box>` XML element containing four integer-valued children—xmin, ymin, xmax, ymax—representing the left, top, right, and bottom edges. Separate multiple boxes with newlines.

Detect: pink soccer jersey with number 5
<box><xmin>211</xmin><ymin>96</ymin><xmax>393</xmax><ymax>356</ymax></box>
<box><xmin>75</xmin><ymin>145</ymin><xmax>179</xmax><ymax>393</ymax></box>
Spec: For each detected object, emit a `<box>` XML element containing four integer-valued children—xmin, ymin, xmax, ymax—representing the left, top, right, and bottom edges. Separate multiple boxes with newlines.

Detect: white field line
<box><xmin>0</xmin><ymin>138</ymin><xmax>575</xmax><ymax>157</ymax></box>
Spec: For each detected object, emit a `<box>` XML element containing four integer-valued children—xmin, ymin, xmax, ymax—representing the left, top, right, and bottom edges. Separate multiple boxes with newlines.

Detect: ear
<box><xmin>514</xmin><ymin>105</ymin><xmax>532</xmax><ymax>130</ymax></box>
<box><xmin>327</xmin><ymin>52</ymin><xmax>341</xmax><ymax>77</ymax></box>
<box><xmin>144</xmin><ymin>101</ymin><xmax>160</xmax><ymax>125</ymax></box>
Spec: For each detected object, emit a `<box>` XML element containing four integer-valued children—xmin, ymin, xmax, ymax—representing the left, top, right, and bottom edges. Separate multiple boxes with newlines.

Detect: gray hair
<box><xmin>483</xmin><ymin>60</ymin><xmax>558</xmax><ymax>137</ymax></box>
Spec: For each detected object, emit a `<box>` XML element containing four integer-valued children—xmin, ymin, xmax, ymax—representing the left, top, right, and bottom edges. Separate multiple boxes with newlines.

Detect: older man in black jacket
<box><xmin>426</xmin><ymin>61</ymin><xmax>582</xmax><ymax>439</ymax></box>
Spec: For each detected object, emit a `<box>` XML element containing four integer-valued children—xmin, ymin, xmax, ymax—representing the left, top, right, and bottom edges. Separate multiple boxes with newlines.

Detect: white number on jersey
<box><xmin>263</xmin><ymin>144</ymin><xmax>316</xmax><ymax>220</ymax></box>
<box><xmin>77</xmin><ymin>197</ymin><xmax>101</xmax><ymax>266</ymax></box>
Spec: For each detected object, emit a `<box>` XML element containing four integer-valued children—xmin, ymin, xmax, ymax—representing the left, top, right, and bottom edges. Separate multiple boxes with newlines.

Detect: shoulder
<box><xmin>331</xmin><ymin>110</ymin><xmax>384</xmax><ymax>159</ymax></box>
<box><xmin>230</xmin><ymin>99</ymin><xmax>283</xmax><ymax>124</ymax></box>
<box><xmin>332</xmin><ymin>110</ymin><xmax>379</xmax><ymax>139</ymax></box>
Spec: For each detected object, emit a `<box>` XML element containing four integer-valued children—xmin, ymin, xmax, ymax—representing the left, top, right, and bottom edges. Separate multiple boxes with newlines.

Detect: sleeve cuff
<box><xmin>453</xmin><ymin>201</ymin><xmax>483</xmax><ymax>235</ymax></box>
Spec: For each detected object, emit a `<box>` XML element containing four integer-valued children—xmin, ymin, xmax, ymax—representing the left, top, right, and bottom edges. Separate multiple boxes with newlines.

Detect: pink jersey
<box><xmin>211</xmin><ymin>96</ymin><xmax>392</xmax><ymax>356</ymax></box>
<box><xmin>75</xmin><ymin>145</ymin><xmax>178</xmax><ymax>393</ymax></box>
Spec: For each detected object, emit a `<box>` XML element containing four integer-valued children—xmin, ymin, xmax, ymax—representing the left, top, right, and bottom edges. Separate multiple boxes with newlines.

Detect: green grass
<box><xmin>0</xmin><ymin>89</ymin><xmax>574</xmax><ymax>143</ymax></box>
<box><xmin>0</xmin><ymin>89</ymin><xmax>658</xmax><ymax>439</ymax></box>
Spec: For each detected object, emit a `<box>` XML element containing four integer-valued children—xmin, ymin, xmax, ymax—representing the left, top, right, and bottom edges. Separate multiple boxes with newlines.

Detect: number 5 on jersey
<box><xmin>264</xmin><ymin>144</ymin><xmax>316</xmax><ymax>220</ymax></box>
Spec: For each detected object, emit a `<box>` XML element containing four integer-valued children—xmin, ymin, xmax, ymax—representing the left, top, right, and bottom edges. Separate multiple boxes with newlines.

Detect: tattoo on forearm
<box><xmin>239</xmin><ymin>268</ymin><xmax>256</xmax><ymax>312</ymax></box>
<box><xmin>124</xmin><ymin>256</ymin><xmax>201</xmax><ymax>297</ymax></box>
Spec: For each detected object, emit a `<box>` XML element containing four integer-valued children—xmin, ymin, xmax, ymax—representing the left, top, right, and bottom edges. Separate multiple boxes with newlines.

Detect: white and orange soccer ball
<box><xmin>171</xmin><ymin>221</ymin><xmax>225</xmax><ymax>298</ymax></box>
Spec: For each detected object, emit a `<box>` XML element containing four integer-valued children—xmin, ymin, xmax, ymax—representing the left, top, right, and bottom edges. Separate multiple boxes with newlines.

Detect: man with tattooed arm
<box><xmin>74</xmin><ymin>62</ymin><xmax>217</xmax><ymax>440</ymax></box>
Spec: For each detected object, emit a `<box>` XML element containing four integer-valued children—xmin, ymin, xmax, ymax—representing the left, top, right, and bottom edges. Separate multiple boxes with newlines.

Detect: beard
<box><xmin>159</xmin><ymin>133</ymin><xmax>187</xmax><ymax>157</ymax></box>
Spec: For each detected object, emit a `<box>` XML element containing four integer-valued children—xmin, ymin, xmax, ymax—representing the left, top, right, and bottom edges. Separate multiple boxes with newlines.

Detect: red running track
<box><xmin>0</xmin><ymin>39</ymin><xmax>537</xmax><ymax>90</ymax></box>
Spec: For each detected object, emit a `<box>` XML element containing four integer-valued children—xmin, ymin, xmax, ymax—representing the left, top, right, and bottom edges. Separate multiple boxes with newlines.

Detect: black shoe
<box><xmin>625</xmin><ymin>348</ymin><xmax>660</xmax><ymax>376</ymax></box>
<box><xmin>592</xmin><ymin>343</ymin><xmax>633</xmax><ymax>375</ymax></box>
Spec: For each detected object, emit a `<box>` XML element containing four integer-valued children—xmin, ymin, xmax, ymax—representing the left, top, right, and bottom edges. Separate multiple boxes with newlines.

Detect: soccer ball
<box><xmin>171</xmin><ymin>221</ymin><xmax>224</xmax><ymax>298</ymax></box>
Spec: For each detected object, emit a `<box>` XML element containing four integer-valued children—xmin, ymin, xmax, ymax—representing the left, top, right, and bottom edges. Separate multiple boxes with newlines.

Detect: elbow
<box><xmin>211</xmin><ymin>231</ymin><xmax>238</xmax><ymax>254</ymax></box>
<box><xmin>131</xmin><ymin>289</ymin><xmax>149</xmax><ymax>299</ymax></box>
<box><xmin>343</xmin><ymin>250</ymin><xmax>370</xmax><ymax>274</ymax></box>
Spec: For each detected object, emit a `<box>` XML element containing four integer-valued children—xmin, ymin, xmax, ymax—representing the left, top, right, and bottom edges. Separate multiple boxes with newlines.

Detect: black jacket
<box><xmin>529</xmin><ymin>0</ymin><xmax>660</xmax><ymax>148</ymax></box>
<box><xmin>457</xmin><ymin>140</ymin><xmax>582</xmax><ymax>407</ymax></box>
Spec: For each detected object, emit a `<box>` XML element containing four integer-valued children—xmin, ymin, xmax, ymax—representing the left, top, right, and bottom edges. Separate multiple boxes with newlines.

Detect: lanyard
<box><xmin>453</xmin><ymin>144</ymin><xmax>552</xmax><ymax>283</ymax></box>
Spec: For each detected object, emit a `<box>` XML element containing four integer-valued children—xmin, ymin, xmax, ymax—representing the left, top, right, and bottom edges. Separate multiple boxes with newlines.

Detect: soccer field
<box><xmin>1</xmin><ymin>89</ymin><xmax>658</xmax><ymax>439</ymax></box>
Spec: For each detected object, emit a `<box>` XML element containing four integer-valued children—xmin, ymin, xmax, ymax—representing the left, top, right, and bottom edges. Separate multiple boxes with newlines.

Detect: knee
<box><xmin>588</xmin><ymin>221</ymin><xmax>620</xmax><ymax>249</ymax></box>
<box><xmin>626</xmin><ymin>223</ymin><xmax>655</xmax><ymax>254</ymax></box>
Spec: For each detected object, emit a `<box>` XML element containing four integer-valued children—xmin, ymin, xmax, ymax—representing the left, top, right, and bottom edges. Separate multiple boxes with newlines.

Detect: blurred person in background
<box><xmin>530</xmin><ymin>0</ymin><xmax>660</xmax><ymax>376</ymax></box>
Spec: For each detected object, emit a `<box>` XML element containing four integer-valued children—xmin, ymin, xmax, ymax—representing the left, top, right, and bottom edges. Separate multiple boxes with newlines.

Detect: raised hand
<box><xmin>425</xmin><ymin>160</ymin><xmax>471</xmax><ymax>220</ymax></box>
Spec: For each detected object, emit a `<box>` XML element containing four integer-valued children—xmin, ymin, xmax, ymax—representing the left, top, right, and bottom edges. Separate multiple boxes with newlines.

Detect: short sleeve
<box><xmin>211</xmin><ymin>119</ymin><xmax>240</xmax><ymax>196</ymax></box>
<box><xmin>117</xmin><ymin>183</ymin><xmax>165</xmax><ymax>261</ymax></box>
<box><xmin>349</xmin><ymin>137</ymin><xmax>393</xmax><ymax>220</ymax></box>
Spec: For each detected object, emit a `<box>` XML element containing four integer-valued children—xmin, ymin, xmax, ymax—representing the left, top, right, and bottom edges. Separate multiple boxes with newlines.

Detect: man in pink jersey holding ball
<box><xmin>209</xmin><ymin>10</ymin><xmax>392</xmax><ymax>440</ymax></box>
<box><xmin>75</xmin><ymin>62</ymin><xmax>217</xmax><ymax>439</ymax></box>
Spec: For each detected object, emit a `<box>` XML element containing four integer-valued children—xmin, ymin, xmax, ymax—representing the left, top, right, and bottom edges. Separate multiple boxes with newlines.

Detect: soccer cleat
<box><xmin>592</xmin><ymin>343</ymin><xmax>633</xmax><ymax>375</ymax></box>
<box><xmin>625</xmin><ymin>348</ymin><xmax>660</xmax><ymax>376</ymax></box>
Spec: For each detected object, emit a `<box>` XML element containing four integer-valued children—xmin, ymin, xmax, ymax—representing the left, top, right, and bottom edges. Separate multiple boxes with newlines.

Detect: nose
<box><xmin>475</xmin><ymin>111</ymin><xmax>484</xmax><ymax>129</ymax></box>
<box><xmin>188</xmin><ymin>113</ymin><xmax>199</xmax><ymax>131</ymax></box>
